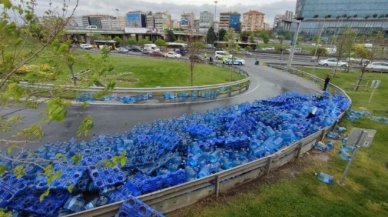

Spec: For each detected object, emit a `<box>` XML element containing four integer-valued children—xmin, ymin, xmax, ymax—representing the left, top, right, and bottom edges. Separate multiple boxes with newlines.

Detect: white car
<box><xmin>165</xmin><ymin>51</ymin><xmax>181</xmax><ymax>58</ymax></box>
<box><xmin>80</xmin><ymin>43</ymin><xmax>93</xmax><ymax>49</ymax></box>
<box><xmin>215</xmin><ymin>51</ymin><xmax>231</xmax><ymax>60</ymax></box>
<box><xmin>223</xmin><ymin>57</ymin><xmax>245</xmax><ymax>65</ymax></box>
<box><xmin>116</xmin><ymin>47</ymin><xmax>129</xmax><ymax>53</ymax></box>
<box><xmin>365</xmin><ymin>62</ymin><xmax>388</xmax><ymax>72</ymax></box>
<box><xmin>318</xmin><ymin>58</ymin><xmax>348</xmax><ymax>68</ymax></box>
<box><xmin>261</xmin><ymin>47</ymin><xmax>275</xmax><ymax>51</ymax></box>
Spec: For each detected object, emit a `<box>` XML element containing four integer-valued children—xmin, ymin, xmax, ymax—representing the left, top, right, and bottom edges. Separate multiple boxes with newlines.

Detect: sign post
<box><xmin>368</xmin><ymin>80</ymin><xmax>381</xmax><ymax>104</ymax></box>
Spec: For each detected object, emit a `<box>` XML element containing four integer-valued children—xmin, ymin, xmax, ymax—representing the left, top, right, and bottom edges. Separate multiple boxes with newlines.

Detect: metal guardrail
<box><xmin>66</xmin><ymin>66</ymin><xmax>351</xmax><ymax>217</ymax></box>
<box><xmin>17</xmin><ymin>64</ymin><xmax>250</xmax><ymax>103</ymax></box>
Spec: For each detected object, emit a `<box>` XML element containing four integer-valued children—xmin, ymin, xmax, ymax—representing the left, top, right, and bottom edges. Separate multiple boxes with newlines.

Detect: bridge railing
<box><xmin>65</xmin><ymin>66</ymin><xmax>351</xmax><ymax>217</ymax></box>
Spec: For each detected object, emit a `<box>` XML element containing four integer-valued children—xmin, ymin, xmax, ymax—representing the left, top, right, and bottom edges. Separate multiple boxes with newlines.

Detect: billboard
<box><xmin>127</xmin><ymin>14</ymin><xmax>142</xmax><ymax>28</ymax></box>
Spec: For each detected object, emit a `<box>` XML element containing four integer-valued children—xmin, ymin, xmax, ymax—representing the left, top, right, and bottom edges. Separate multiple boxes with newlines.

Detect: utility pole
<box><xmin>287</xmin><ymin>20</ymin><xmax>301</xmax><ymax>70</ymax></box>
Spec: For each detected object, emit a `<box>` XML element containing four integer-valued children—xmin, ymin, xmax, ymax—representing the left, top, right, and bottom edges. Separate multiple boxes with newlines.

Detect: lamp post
<box><xmin>287</xmin><ymin>20</ymin><xmax>301</xmax><ymax>70</ymax></box>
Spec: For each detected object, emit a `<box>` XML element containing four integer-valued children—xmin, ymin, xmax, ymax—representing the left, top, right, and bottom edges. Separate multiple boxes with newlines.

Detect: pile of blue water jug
<box><xmin>0</xmin><ymin>92</ymin><xmax>350</xmax><ymax>216</ymax></box>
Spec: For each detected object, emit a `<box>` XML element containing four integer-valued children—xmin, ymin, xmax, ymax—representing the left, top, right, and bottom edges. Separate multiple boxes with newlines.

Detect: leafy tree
<box><xmin>353</xmin><ymin>44</ymin><xmax>374</xmax><ymax>91</ymax></box>
<box><xmin>311</xmin><ymin>47</ymin><xmax>328</xmax><ymax>62</ymax></box>
<box><xmin>126</xmin><ymin>37</ymin><xmax>137</xmax><ymax>46</ymax></box>
<box><xmin>155</xmin><ymin>38</ymin><xmax>166</xmax><ymax>47</ymax></box>
<box><xmin>259</xmin><ymin>31</ymin><xmax>270</xmax><ymax>44</ymax></box>
<box><xmin>333</xmin><ymin>27</ymin><xmax>356</xmax><ymax>76</ymax></box>
<box><xmin>240</xmin><ymin>31</ymin><xmax>251</xmax><ymax>42</ymax></box>
<box><xmin>224</xmin><ymin>29</ymin><xmax>240</xmax><ymax>81</ymax></box>
<box><xmin>113</xmin><ymin>36</ymin><xmax>123</xmax><ymax>45</ymax></box>
<box><xmin>218</xmin><ymin>28</ymin><xmax>227</xmax><ymax>41</ymax></box>
<box><xmin>138</xmin><ymin>38</ymin><xmax>151</xmax><ymax>46</ymax></box>
<box><xmin>165</xmin><ymin>29</ymin><xmax>176</xmax><ymax>42</ymax></box>
<box><xmin>206</xmin><ymin>27</ymin><xmax>217</xmax><ymax>44</ymax></box>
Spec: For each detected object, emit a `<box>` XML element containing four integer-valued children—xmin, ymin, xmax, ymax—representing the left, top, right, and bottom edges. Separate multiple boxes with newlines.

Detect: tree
<box><xmin>240</xmin><ymin>31</ymin><xmax>251</xmax><ymax>42</ymax></box>
<box><xmin>127</xmin><ymin>37</ymin><xmax>137</xmax><ymax>46</ymax></box>
<box><xmin>218</xmin><ymin>28</ymin><xmax>227</xmax><ymax>41</ymax></box>
<box><xmin>165</xmin><ymin>29</ymin><xmax>176</xmax><ymax>42</ymax></box>
<box><xmin>259</xmin><ymin>31</ymin><xmax>270</xmax><ymax>44</ymax></box>
<box><xmin>155</xmin><ymin>38</ymin><xmax>166</xmax><ymax>47</ymax></box>
<box><xmin>138</xmin><ymin>38</ymin><xmax>151</xmax><ymax>46</ymax></box>
<box><xmin>333</xmin><ymin>27</ymin><xmax>356</xmax><ymax>76</ymax></box>
<box><xmin>311</xmin><ymin>47</ymin><xmax>328</xmax><ymax>62</ymax></box>
<box><xmin>206</xmin><ymin>27</ymin><xmax>217</xmax><ymax>44</ymax></box>
<box><xmin>224</xmin><ymin>29</ymin><xmax>240</xmax><ymax>81</ymax></box>
<box><xmin>113</xmin><ymin>36</ymin><xmax>123</xmax><ymax>46</ymax></box>
<box><xmin>353</xmin><ymin>44</ymin><xmax>374</xmax><ymax>91</ymax></box>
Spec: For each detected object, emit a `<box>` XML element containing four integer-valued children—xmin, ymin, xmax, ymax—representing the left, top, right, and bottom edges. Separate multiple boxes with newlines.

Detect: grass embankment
<box><xmin>47</xmin><ymin>51</ymin><xmax>243</xmax><ymax>88</ymax></box>
<box><xmin>174</xmin><ymin>67</ymin><xmax>388</xmax><ymax>217</ymax></box>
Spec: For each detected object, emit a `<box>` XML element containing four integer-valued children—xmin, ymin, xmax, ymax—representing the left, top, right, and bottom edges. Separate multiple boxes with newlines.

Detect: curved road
<box><xmin>2</xmin><ymin>58</ymin><xmax>321</xmax><ymax>145</ymax></box>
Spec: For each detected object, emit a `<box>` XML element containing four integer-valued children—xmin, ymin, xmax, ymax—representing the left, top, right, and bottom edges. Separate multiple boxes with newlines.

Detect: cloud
<box><xmin>34</xmin><ymin>0</ymin><xmax>296</xmax><ymax>26</ymax></box>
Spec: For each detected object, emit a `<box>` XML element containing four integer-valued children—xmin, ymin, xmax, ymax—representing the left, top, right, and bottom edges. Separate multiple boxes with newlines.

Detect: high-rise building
<box><xmin>126</xmin><ymin>11</ymin><xmax>146</xmax><ymax>28</ymax></box>
<box><xmin>219</xmin><ymin>12</ymin><xmax>241</xmax><ymax>32</ymax></box>
<box><xmin>242</xmin><ymin>10</ymin><xmax>265</xmax><ymax>32</ymax></box>
<box><xmin>181</xmin><ymin>12</ymin><xmax>195</xmax><ymax>30</ymax></box>
<box><xmin>146</xmin><ymin>12</ymin><xmax>154</xmax><ymax>29</ymax></box>
<box><xmin>154</xmin><ymin>12</ymin><xmax>171</xmax><ymax>32</ymax></box>
<box><xmin>199</xmin><ymin>11</ymin><xmax>214</xmax><ymax>33</ymax></box>
<box><xmin>295</xmin><ymin>0</ymin><xmax>388</xmax><ymax>34</ymax></box>
<box><xmin>274</xmin><ymin>11</ymin><xmax>293</xmax><ymax>31</ymax></box>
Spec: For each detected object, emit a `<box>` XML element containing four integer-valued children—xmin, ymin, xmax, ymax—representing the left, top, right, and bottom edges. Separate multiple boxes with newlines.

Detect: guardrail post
<box><xmin>215</xmin><ymin>175</ymin><xmax>220</xmax><ymax>199</ymax></box>
<box><xmin>266</xmin><ymin>156</ymin><xmax>273</xmax><ymax>175</ymax></box>
<box><xmin>296</xmin><ymin>142</ymin><xmax>303</xmax><ymax>159</ymax></box>
<box><xmin>320</xmin><ymin>129</ymin><xmax>326</xmax><ymax>141</ymax></box>
<box><xmin>228</xmin><ymin>86</ymin><xmax>232</xmax><ymax>97</ymax></box>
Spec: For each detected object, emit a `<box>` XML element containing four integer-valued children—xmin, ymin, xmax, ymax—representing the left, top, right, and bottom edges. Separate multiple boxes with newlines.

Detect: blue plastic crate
<box><xmin>88</xmin><ymin>166</ymin><xmax>126</xmax><ymax>190</ymax></box>
<box><xmin>115</xmin><ymin>195</ymin><xmax>164</xmax><ymax>217</ymax></box>
<box><xmin>0</xmin><ymin>173</ymin><xmax>28</xmax><ymax>208</ymax></box>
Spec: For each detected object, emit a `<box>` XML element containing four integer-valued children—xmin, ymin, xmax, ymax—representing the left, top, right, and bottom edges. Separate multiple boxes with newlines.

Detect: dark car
<box><xmin>150</xmin><ymin>51</ymin><xmax>165</xmax><ymax>58</ymax></box>
<box><xmin>189</xmin><ymin>54</ymin><xmax>205</xmax><ymax>63</ymax></box>
<box><xmin>128</xmin><ymin>46</ymin><xmax>142</xmax><ymax>52</ymax></box>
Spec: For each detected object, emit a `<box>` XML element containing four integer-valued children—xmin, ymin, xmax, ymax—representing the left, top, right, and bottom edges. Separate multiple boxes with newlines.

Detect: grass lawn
<box><xmin>45</xmin><ymin>51</ymin><xmax>244</xmax><ymax>88</ymax></box>
<box><xmin>173</xmin><ymin>67</ymin><xmax>388</xmax><ymax>217</ymax></box>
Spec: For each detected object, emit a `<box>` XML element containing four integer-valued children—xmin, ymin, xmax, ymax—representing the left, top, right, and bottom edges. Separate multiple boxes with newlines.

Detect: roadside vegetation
<box><xmin>174</xmin><ymin>67</ymin><xmax>388</xmax><ymax>217</ymax></box>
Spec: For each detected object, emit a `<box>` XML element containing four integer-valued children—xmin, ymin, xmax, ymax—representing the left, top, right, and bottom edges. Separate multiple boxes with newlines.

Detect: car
<box><xmin>223</xmin><ymin>57</ymin><xmax>246</xmax><ymax>65</ymax></box>
<box><xmin>347</xmin><ymin>57</ymin><xmax>370</xmax><ymax>65</ymax></box>
<box><xmin>215</xmin><ymin>51</ymin><xmax>231</xmax><ymax>60</ymax></box>
<box><xmin>286</xmin><ymin>48</ymin><xmax>302</xmax><ymax>53</ymax></box>
<box><xmin>116</xmin><ymin>47</ymin><xmax>129</xmax><ymax>53</ymax></box>
<box><xmin>240</xmin><ymin>50</ymin><xmax>253</xmax><ymax>56</ymax></box>
<box><xmin>165</xmin><ymin>51</ymin><xmax>182</xmax><ymax>58</ymax></box>
<box><xmin>189</xmin><ymin>54</ymin><xmax>205</xmax><ymax>63</ymax></box>
<box><xmin>150</xmin><ymin>51</ymin><xmax>165</xmax><ymax>58</ymax></box>
<box><xmin>128</xmin><ymin>46</ymin><xmax>142</xmax><ymax>52</ymax></box>
<box><xmin>261</xmin><ymin>47</ymin><xmax>275</xmax><ymax>51</ymax></box>
<box><xmin>80</xmin><ymin>43</ymin><xmax>93</xmax><ymax>49</ymax></box>
<box><xmin>365</xmin><ymin>62</ymin><xmax>388</xmax><ymax>72</ymax></box>
<box><xmin>318</xmin><ymin>58</ymin><xmax>348</xmax><ymax>68</ymax></box>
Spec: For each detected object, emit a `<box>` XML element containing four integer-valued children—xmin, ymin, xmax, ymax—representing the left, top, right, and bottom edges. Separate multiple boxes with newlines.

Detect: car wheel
<box><xmin>239</xmin><ymin>62</ymin><xmax>243</xmax><ymax>66</ymax></box>
<box><xmin>323</xmin><ymin>64</ymin><xmax>328</xmax><ymax>67</ymax></box>
<box><xmin>341</xmin><ymin>65</ymin><xmax>347</xmax><ymax>68</ymax></box>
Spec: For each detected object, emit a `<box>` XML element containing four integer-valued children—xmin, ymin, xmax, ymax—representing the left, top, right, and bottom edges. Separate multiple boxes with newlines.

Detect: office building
<box><xmin>126</xmin><ymin>11</ymin><xmax>146</xmax><ymax>28</ymax></box>
<box><xmin>154</xmin><ymin>12</ymin><xmax>171</xmax><ymax>32</ymax></box>
<box><xmin>219</xmin><ymin>12</ymin><xmax>241</xmax><ymax>32</ymax></box>
<box><xmin>242</xmin><ymin>10</ymin><xmax>265</xmax><ymax>32</ymax></box>
<box><xmin>274</xmin><ymin>10</ymin><xmax>294</xmax><ymax>31</ymax></box>
<box><xmin>181</xmin><ymin>12</ymin><xmax>195</xmax><ymax>30</ymax></box>
<box><xmin>199</xmin><ymin>11</ymin><xmax>214</xmax><ymax>33</ymax></box>
<box><xmin>295</xmin><ymin>0</ymin><xmax>388</xmax><ymax>34</ymax></box>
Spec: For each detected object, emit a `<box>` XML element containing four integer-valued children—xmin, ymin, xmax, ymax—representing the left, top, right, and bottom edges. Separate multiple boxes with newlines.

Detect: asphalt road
<box><xmin>1</xmin><ymin>58</ymin><xmax>321</xmax><ymax>147</ymax></box>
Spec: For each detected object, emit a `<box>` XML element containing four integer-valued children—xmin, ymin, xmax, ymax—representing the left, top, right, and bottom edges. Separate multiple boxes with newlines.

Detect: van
<box><xmin>215</xmin><ymin>51</ymin><xmax>231</xmax><ymax>60</ymax></box>
<box><xmin>143</xmin><ymin>44</ymin><xmax>160</xmax><ymax>52</ymax></box>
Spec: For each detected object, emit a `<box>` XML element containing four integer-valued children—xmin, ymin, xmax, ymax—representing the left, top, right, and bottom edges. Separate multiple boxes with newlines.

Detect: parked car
<box><xmin>318</xmin><ymin>58</ymin><xmax>348</xmax><ymax>68</ymax></box>
<box><xmin>223</xmin><ymin>57</ymin><xmax>246</xmax><ymax>65</ymax></box>
<box><xmin>189</xmin><ymin>54</ymin><xmax>205</xmax><ymax>63</ymax></box>
<box><xmin>80</xmin><ymin>43</ymin><xmax>93</xmax><ymax>49</ymax></box>
<box><xmin>286</xmin><ymin>48</ymin><xmax>302</xmax><ymax>53</ymax></box>
<box><xmin>260</xmin><ymin>47</ymin><xmax>275</xmax><ymax>51</ymax></box>
<box><xmin>128</xmin><ymin>46</ymin><xmax>142</xmax><ymax>52</ymax></box>
<box><xmin>116</xmin><ymin>47</ymin><xmax>129</xmax><ymax>53</ymax></box>
<box><xmin>365</xmin><ymin>62</ymin><xmax>388</xmax><ymax>72</ymax></box>
<box><xmin>150</xmin><ymin>51</ymin><xmax>165</xmax><ymax>58</ymax></box>
<box><xmin>165</xmin><ymin>51</ymin><xmax>182</xmax><ymax>58</ymax></box>
<box><xmin>346</xmin><ymin>57</ymin><xmax>370</xmax><ymax>65</ymax></box>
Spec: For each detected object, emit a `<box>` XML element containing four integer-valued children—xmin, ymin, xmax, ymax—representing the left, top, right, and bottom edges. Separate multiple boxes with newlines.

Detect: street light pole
<box><xmin>287</xmin><ymin>20</ymin><xmax>301</xmax><ymax>70</ymax></box>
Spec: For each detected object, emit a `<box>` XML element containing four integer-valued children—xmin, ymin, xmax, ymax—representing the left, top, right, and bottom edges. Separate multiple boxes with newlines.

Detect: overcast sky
<box><xmin>33</xmin><ymin>0</ymin><xmax>296</xmax><ymax>26</ymax></box>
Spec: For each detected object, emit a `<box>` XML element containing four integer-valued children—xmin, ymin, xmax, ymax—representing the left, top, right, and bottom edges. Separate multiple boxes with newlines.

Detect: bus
<box><xmin>94</xmin><ymin>40</ymin><xmax>118</xmax><ymax>50</ymax></box>
<box><xmin>166</xmin><ymin>42</ymin><xmax>188</xmax><ymax>56</ymax></box>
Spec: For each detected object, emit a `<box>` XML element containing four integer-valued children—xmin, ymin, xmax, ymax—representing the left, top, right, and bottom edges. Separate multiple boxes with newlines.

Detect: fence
<box><xmin>65</xmin><ymin>66</ymin><xmax>352</xmax><ymax>217</ymax></box>
<box><xmin>17</xmin><ymin>65</ymin><xmax>250</xmax><ymax>104</ymax></box>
